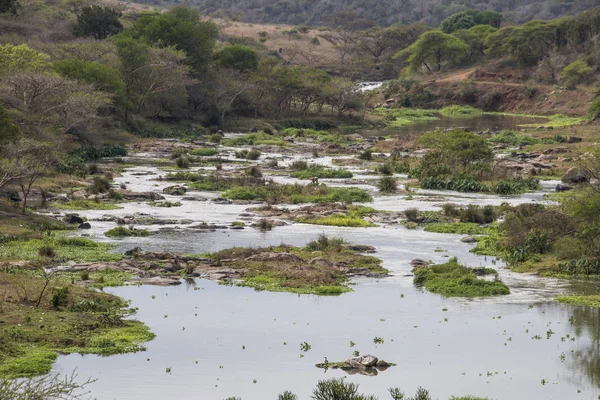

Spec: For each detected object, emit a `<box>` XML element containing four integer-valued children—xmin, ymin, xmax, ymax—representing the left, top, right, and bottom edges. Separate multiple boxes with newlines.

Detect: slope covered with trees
<box><xmin>138</xmin><ymin>0</ymin><xmax>598</xmax><ymax>28</ymax></box>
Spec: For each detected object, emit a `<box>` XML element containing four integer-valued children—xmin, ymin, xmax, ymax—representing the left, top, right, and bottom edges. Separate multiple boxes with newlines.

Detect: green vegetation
<box><xmin>104</xmin><ymin>227</ymin><xmax>153</xmax><ymax>237</ymax></box>
<box><xmin>290</xmin><ymin>166</ymin><xmax>353</xmax><ymax>179</ymax></box>
<box><xmin>223</xmin><ymin>132</ymin><xmax>287</xmax><ymax>147</ymax></box>
<box><xmin>296</xmin><ymin>215</ymin><xmax>376</xmax><ymax>227</ymax></box>
<box><xmin>555</xmin><ymin>295</ymin><xmax>600</xmax><ymax>308</ymax></box>
<box><xmin>561</xmin><ymin>59</ymin><xmax>595</xmax><ymax>89</ymax></box>
<box><xmin>0</xmin><ymin>237</ymin><xmax>122</xmax><ymax>263</ymax></box>
<box><xmin>209</xmin><ymin>235</ymin><xmax>387</xmax><ymax>295</ymax></box>
<box><xmin>439</xmin><ymin>105</ymin><xmax>483</xmax><ymax>117</ymax></box>
<box><xmin>519</xmin><ymin>114</ymin><xmax>587</xmax><ymax>128</ymax></box>
<box><xmin>189</xmin><ymin>148</ymin><xmax>219</xmax><ymax>156</ymax></box>
<box><xmin>50</xmin><ymin>200</ymin><xmax>122</xmax><ymax>210</ymax></box>
<box><xmin>489</xmin><ymin>130</ymin><xmax>541</xmax><ymax>146</ymax></box>
<box><xmin>0</xmin><ymin>269</ymin><xmax>153</xmax><ymax>378</ymax></box>
<box><xmin>424</xmin><ymin>223</ymin><xmax>490</xmax><ymax>235</ymax></box>
<box><xmin>223</xmin><ymin>184</ymin><xmax>372</xmax><ymax>204</ymax></box>
<box><xmin>413</xmin><ymin>257</ymin><xmax>510</xmax><ymax>297</ymax></box>
<box><xmin>379</xmin><ymin>176</ymin><xmax>398</xmax><ymax>193</ymax></box>
<box><xmin>376</xmin><ymin>108</ymin><xmax>439</xmax><ymax>127</ymax></box>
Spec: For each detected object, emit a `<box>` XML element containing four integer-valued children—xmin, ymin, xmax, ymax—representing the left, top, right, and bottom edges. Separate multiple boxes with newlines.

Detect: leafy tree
<box><xmin>0</xmin><ymin>44</ymin><xmax>50</xmax><ymax>75</ymax></box>
<box><xmin>54</xmin><ymin>59</ymin><xmax>125</xmax><ymax>94</ymax></box>
<box><xmin>73</xmin><ymin>5</ymin><xmax>123</xmax><ymax>40</ymax></box>
<box><xmin>0</xmin><ymin>0</ymin><xmax>19</xmax><ymax>14</ymax></box>
<box><xmin>440</xmin><ymin>12</ymin><xmax>477</xmax><ymax>34</ymax></box>
<box><xmin>484</xmin><ymin>26</ymin><xmax>517</xmax><ymax>58</ymax></box>
<box><xmin>502</xmin><ymin>20</ymin><xmax>557</xmax><ymax>66</ymax></box>
<box><xmin>0</xmin><ymin>106</ymin><xmax>20</xmax><ymax>143</ymax></box>
<box><xmin>417</xmin><ymin>130</ymin><xmax>493</xmax><ymax>179</ymax></box>
<box><xmin>454</xmin><ymin>25</ymin><xmax>497</xmax><ymax>60</ymax></box>
<box><xmin>133</xmin><ymin>6</ymin><xmax>218</xmax><ymax>70</ymax></box>
<box><xmin>561</xmin><ymin>59</ymin><xmax>595</xmax><ymax>88</ymax></box>
<box><xmin>400</xmin><ymin>30</ymin><xmax>468</xmax><ymax>72</ymax></box>
<box><xmin>215</xmin><ymin>45</ymin><xmax>259</xmax><ymax>72</ymax></box>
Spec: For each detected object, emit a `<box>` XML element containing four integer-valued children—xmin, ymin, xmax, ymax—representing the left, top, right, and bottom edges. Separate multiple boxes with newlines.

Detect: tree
<box><xmin>0</xmin><ymin>106</ymin><xmax>20</xmax><ymax>143</ymax></box>
<box><xmin>561</xmin><ymin>59</ymin><xmax>595</xmax><ymax>88</ymax></box>
<box><xmin>454</xmin><ymin>25</ymin><xmax>497</xmax><ymax>60</ymax></box>
<box><xmin>115</xmin><ymin>36</ymin><xmax>191</xmax><ymax>117</ymax></box>
<box><xmin>0</xmin><ymin>0</ymin><xmax>19</xmax><ymax>14</ymax></box>
<box><xmin>440</xmin><ymin>12</ymin><xmax>477</xmax><ymax>34</ymax></box>
<box><xmin>502</xmin><ymin>21</ymin><xmax>557</xmax><ymax>66</ymax></box>
<box><xmin>0</xmin><ymin>44</ymin><xmax>50</xmax><ymax>75</ymax></box>
<box><xmin>0</xmin><ymin>372</ymin><xmax>94</xmax><ymax>399</ymax></box>
<box><xmin>400</xmin><ymin>30</ymin><xmax>468</xmax><ymax>73</ymax></box>
<box><xmin>53</xmin><ymin>58</ymin><xmax>125</xmax><ymax>100</ymax></box>
<box><xmin>14</xmin><ymin>143</ymin><xmax>55</xmax><ymax>214</ymax></box>
<box><xmin>73</xmin><ymin>5</ymin><xmax>123</xmax><ymax>40</ymax></box>
<box><xmin>214</xmin><ymin>45</ymin><xmax>259</xmax><ymax>72</ymax></box>
<box><xmin>417</xmin><ymin>130</ymin><xmax>493</xmax><ymax>179</ymax></box>
<box><xmin>133</xmin><ymin>6</ymin><xmax>218</xmax><ymax>70</ymax></box>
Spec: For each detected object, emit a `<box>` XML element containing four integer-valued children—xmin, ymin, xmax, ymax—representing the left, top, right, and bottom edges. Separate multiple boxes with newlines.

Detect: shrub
<box><xmin>170</xmin><ymin>148</ymin><xmax>189</xmax><ymax>159</ymax></box>
<box><xmin>405</xmin><ymin>207</ymin><xmax>419</xmax><ymax>222</ymax></box>
<box><xmin>460</xmin><ymin>205</ymin><xmax>495</xmax><ymax>224</ymax></box>
<box><xmin>439</xmin><ymin>105</ymin><xmax>482</xmax><ymax>117</ymax></box>
<box><xmin>377</xmin><ymin>163</ymin><xmax>394</xmax><ymax>175</ymax></box>
<box><xmin>80</xmin><ymin>271</ymin><xmax>90</xmax><ymax>281</ymax></box>
<box><xmin>305</xmin><ymin>234</ymin><xmax>345</xmax><ymax>252</ymax></box>
<box><xmin>561</xmin><ymin>59</ymin><xmax>595</xmax><ymax>88</ymax></box>
<box><xmin>378</xmin><ymin>177</ymin><xmax>397</xmax><ymax>193</ymax></box>
<box><xmin>175</xmin><ymin>156</ymin><xmax>191</xmax><ymax>169</ymax></box>
<box><xmin>246</xmin><ymin>149</ymin><xmax>261</xmax><ymax>160</ymax></box>
<box><xmin>38</xmin><ymin>245</ymin><xmax>56</xmax><ymax>258</ymax></box>
<box><xmin>290</xmin><ymin>160</ymin><xmax>309</xmax><ymax>170</ymax></box>
<box><xmin>278</xmin><ymin>391</ymin><xmax>298</xmax><ymax>400</ymax></box>
<box><xmin>246</xmin><ymin>166</ymin><xmax>262</xmax><ymax>177</ymax></box>
<box><xmin>442</xmin><ymin>203</ymin><xmax>460</xmax><ymax>217</ymax></box>
<box><xmin>255</xmin><ymin>218</ymin><xmax>273</xmax><ymax>231</ymax></box>
<box><xmin>189</xmin><ymin>148</ymin><xmax>218</xmax><ymax>157</ymax></box>
<box><xmin>358</xmin><ymin>150</ymin><xmax>372</xmax><ymax>160</ymax></box>
<box><xmin>88</xmin><ymin>176</ymin><xmax>111</xmax><ymax>194</ymax></box>
<box><xmin>51</xmin><ymin>287</ymin><xmax>69</xmax><ymax>309</ymax></box>
<box><xmin>311</xmin><ymin>378</ymin><xmax>365</xmax><ymax>400</ymax></box>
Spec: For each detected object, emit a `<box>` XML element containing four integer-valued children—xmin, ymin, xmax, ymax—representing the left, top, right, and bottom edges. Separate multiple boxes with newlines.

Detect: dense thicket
<box><xmin>137</xmin><ymin>0</ymin><xmax>598</xmax><ymax>27</ymax></box>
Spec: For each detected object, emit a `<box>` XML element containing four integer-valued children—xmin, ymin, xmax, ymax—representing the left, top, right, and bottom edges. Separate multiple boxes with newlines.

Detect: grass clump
<box><xmin>189</xmin><ymin>147</ymin><xmax>218</xmax><ymax>157</ymax></box>
<box><xmin>377</xmin><ymin>107</ymin><xmax>439</xmax><ymax>127</ymax></box>
<box><xmin>413</xmin><ymin>257</ymin><xmax>509</xmax><ymax>297</ymax></box>
<box><xmin>222</xmin><ymin>132</ymin><xmax>287</xmax><ymax>147</ymax></box>
<box><xmin>104</xmin><ymin>227</ymin><xmax>152</xmax><ymax>238</ymax></box>
<box><xmin>223</xmin><ymin>184</ymin><xmax>372</xmax><ymax>204</ymax></box>
<box><xmin>296</xmin><ymin>215</ymin><xmax>376</xmax><ymax>227</ymax></box>
<box><xmin>440</xmin><ymin>105</ymin><xmax>483</xmax><ymax>117</ymax></box>
<box><xmin>378</xmin><ymin>177</ymin><xmax>397</xmax><ymax>193</ymax></box>
<box><xmin>290</xmin><ymin>166</ymin><xmax>353</xmax><ymax>179</ymax></box>
<box><xmin>0</xmin><ymin>237</ymin><xmax>121</xmax><ymax>263</ymax></box>
<box><xmin>555</xmin><ymin>295</ymin><xmax>600</xmax><ymax>308</ymax></box>
<box><xmin>424</xmin><ymin>223</ymin><xmax>492</xmax><ymax>235</ymax></box>
<box><xmin>50</xmin><ymin>200</ymin><xmax>121</xmax><ymax>210</ymax></box>
<box><xmin>489</xmin><ymin>130</ymin><xmax>540</xmax><ymax>146</ymax></box>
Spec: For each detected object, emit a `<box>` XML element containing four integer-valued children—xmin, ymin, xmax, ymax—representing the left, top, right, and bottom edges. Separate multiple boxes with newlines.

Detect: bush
<box><xmin>290</xmin><ymin>160</ymin><xmax>309</xmax><ymax>170</ymax></box>
<box><xmin>175</xmin><ymin>156</ymin><xmax>191</xmax><ymax>169</ymax></box>
<box><xmin>311</xmin><ymin>378</ymin><xmax>365</xmax><ymax>400</ymax></box>
<box><xmin>377</xmin><ymin>163</ymin><xmax>394</xmax><ymax>175</ymax></box>
<box><xmin>38</xmin><ymin>245</ymin><xmax>56</xmax><ymax>258</ymax></box>
<box><xmin>246</xmin><ymin>149</ymin><xmax>261</xmax><ymax>160</ymax></box>
<box><xmin>305</xmin><ymin>234</ymin><xmax>345</xmax><ymax>252</ymax></box>
<box><xmin>460</xmin><ymin>205</ymin><xmax>495</xmax><ymax>224</ymax></box>
<box><xmin>561</xmin><ymin>59</ymin><xmax>595</xmax><ymax>88</ymax></box>
<box><xmin>88</xmin><ymin>176</ymin><xmax>111</xmax><ymax>194</ymax></box>
<box><xmin>442</xmin><ymin>203</ymin><xmax>460</xmax><ymax>217</ymax></box>
<box><xmin>189</xmin><ymin>148</ymin><xmax>218</xmax><ymax>157</ymax></box>
<box><xmin>405</xmin><ymin>207</ymin><xmax>419</xmax><ymax>222</ymax></box>
<box><xmin>358</xmin><ymin>150</ymin><xmax>372</xmax><ymax>160</ymax></box>
<box><xmin>51</xmin><ymin>287</ymin><xmax>69</xmax><ymax>309</ymax></box>
<box><xmin>246</xmin><ymin>166</ymin><xmax>262</xmax><ymax>177</ymax></box>
<box><xmin>378</xmin><ymin>177</ymin><xmax>397</xmax><ymax>193</ymax></box>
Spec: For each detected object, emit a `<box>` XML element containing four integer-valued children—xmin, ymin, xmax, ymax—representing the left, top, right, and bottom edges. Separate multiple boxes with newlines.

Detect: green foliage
<box><xmin>215</xmin><ymin>44</ymin><xmax>259</xmax><ymax>72</ymax></box>
<box><xmin>439</xmin><ymin>105</ymin><xmax>482</xmax><ymax>117</ymax></box>
<box><xmin>312</xmin><ymin>378</ymin><xmax>376</xmax><ymax>400</ymax></box>
<box><xmin>290</xmin><ymin>166</ymin><xmax>353</xmax><ymax>179</ymax></box>
<box><xmin>0</xmin><ymin>237</ymin><xmax>121</xmax><ymax>263</ymax></box>
<box><xmin>377</xmin><ymin>107</ymin><xmax>439</xmax><ymax>127</ymax></box>
<box><xmin>417</xmin><ymin>130</ymin><xmax>492</xmax><ymax>179</ymax></box>
<box><xmin>400</xmin><ymin>30</ymin><xmax>468</xmax><ymax>72</ymax></box>
<box><xmin>420</xmin><ymin>177</ymin><xmax>488</xmax><ymax>192</ymax></box>
<box><xmin>424</xmin><ymin>223</ymin><xmax>491</xmax><ymax>235</ymax></box>
<box><xmin>489</xmin><ymin>130</ymin><xmax>540</xmax><ymax>146</ymax></box>
<box><xmin>104</xmin><ymin>227</ymin><xmax>152</xmax><ymax>237</ymax></box>
<box><xmin>0</xmin><ymin>0</ymin><xmax>19</xmax><ymax>14</ymax></box>
<box><xmin>189</xmin><ymin>148</ymin><xmax>218</xmax><ymax>156</ymax></box>
<box><xmin>378</xmin><ymin>177</ymin><xmax>397</xmax><ymax>193</ymax></box>
<box><xmin>133</xmin><ymin>6</ymin><xmax>218</xmax><ymax>69</ymax></box>
<box><xmin>223</xmin><ymin>184</ymin><xmax>372</xmax><ymax>204</ymax></box>
<box><xmin>51</xmin><ymin>287</ymin><xmax>69</xmax><ymax>309</ymax></box>
<box><xmin>305</xmin><ymin>234</ymin><xmax>346</xmax><ymax>252</ymax></box>
<box><xmin>73</xmin><ymin>5</ymin><xmax>123</xmax><ymax>39</ymax></box>
<box><xmin>222</xmin><ymin>132</ymin><xmax>287</xmax><ymax>146</ymax></box>
<box><xmin>441</xmin><ymin>10</ymin><xmax>502</xmax><ymax>33</ymax></box>
<box><xmin>0</xmin><ymin>106</ymin><xmax>20</xmax><ymax>143</ymax></box>
<box><xmin>54</xmin><ymin>59</ymin><xmax>125</xmax><ymax>94</ymax></box>
<box><xmin>51</xmin><ymin>200</ymin><xmax>121</xmax><ymax>210</ymax></box>
<box><xmin>0</xmin><ymin>44</ymin><xmax>50</xmax><ymax>75</ymax></box>
<box><xmin>561</xmin><ymin>59</ymin><xmax>595</xmax><ymax>88</ymax></box>
<box><xmin>278</xmin><ymin>391</ymin><xmax>298</xmax><ymax>400</ymax></box>
<box><xmin>413</xmin><ymin>257</ymin><xmax>510</xmax><ymax>297</ymax></box>
<box><xmin>555</xmin><ymin>295</ymin><xmax>600</xmax><ymax>308</ymax></box>
<box><xmin>296</xmin><ymin>215</ymin><xmax>376</xmax><ymax>227</ymax></box>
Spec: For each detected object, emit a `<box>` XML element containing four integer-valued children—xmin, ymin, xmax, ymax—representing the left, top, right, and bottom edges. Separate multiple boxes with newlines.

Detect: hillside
<box><xmin>132</xmin><ymin>0</ymin><xmax>599</xmax><ymax>27</ymax></box>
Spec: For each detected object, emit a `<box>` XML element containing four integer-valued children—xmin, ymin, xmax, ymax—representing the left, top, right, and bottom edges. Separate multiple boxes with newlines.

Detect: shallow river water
<box><xmin>50</xmin><ymin>145</ymin><xmax>600</xmax><ymax>400</ymax></box>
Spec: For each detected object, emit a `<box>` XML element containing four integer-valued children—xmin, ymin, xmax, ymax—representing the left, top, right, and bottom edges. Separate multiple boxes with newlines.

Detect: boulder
<box><xmin>346</xmin><ymin>244</ymin><xmax>377</xmax><ymax>253</ymax></box>
<box><xmin>555</xmin><ymin>183</ymin><xmax>572</xmax><ymax>192</ymax></box>
<box><xmin>64</xmin><ymin>214</ymin><xmax>84</xmax><ymax>224</ymax></box>
<box><xmin>410</xmin><ymin>258</ymin><xmax>431</xmax><ymax>268</ymax></box>
<box><xmin>163</xmin><ymin>185</ymin><xmax>187</xmax><ymax>196</ymax></box>
<box><xmin>309</xmin><ymin>257</ymin><xmax>334</xmax><ymax>267</ymax></box>
<box><xmin>376</xmin><ymin>360</ymin><xmax>390</xmax><ymax>368</ymax></box>
<box><xmin>343</xmin><ymin>355</ymin><xmax>378</xmax><ymax>368</ymax></box>
<box><xmin>562</xmin><ymin>167</ymin><xmax>591</xmax><ymax>184</ymax></box>
<box><xmin>461</xmin><ymin>236</ymin><xmax>476</xmax><ymax>243</ymax></box>
<box><xmin>124</xmin><ymin>247</ymin><xmax>143</xmax><ymax>256</ymax></box>
<box><xmin>78</xmin><ymin>222</ymin><xmax>91</xmax><ymax>229</ymax></box>
<box><xmin>567</xmin><ymin>136</ymin><xmax>582</xmax><ymax>143</ymax></box>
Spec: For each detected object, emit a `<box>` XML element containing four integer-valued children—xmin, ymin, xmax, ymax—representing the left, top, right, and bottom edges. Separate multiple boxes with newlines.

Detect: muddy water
<box><xmin>52</xmin><ymin>150</ymin><xmax>600</xmax><ymax>399</ymax></box>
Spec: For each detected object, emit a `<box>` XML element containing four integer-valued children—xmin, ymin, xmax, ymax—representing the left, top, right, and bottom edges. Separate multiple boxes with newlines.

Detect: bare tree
<box><xmin>0</xmin><ymin>371</ymin><xmax>95</xmax><ymax>400</ymax></box>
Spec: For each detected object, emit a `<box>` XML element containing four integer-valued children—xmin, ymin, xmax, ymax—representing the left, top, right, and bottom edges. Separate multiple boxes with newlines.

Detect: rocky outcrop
<box><xmin>315</xmin><ymin>354</ymin><xmax>394</xmax><ymax>374</ymax></box>
<box><xmin>163</xmin><ymin>185</ymin><xmax>187</xmax><ymax>196</ymax></box>
<box><xmin>64</xmin><ymin>214</ymin><xmax>84</xmax><ymax>224</ymax></box>
<box><xmin>78</xmin><ymin>222</ymin><xmax>91</xmax><ymax>229</ymax></box>
<box><xmin>562</xmin><ymin>167</ymin><xmax>591</xmax><ymax>184</ymax></box>
<box><xmin>410</xmin><ymin>258</ymin><xmax>432</xmax><ymax>268</ymax></box>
